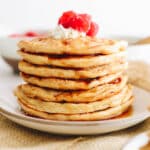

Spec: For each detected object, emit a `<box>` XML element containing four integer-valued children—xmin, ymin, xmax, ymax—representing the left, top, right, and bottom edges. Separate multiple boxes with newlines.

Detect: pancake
<box><xmin>18</xmin><ymin>37</ymin><xmax>127</xmax><ymax>55</ymax></box>
<box><xmin>21</xmin><ymin>72</ymin><xmax>123</xmax><ymax>90</ymax></box>
<box><xmin>19</xmin><ymin>60</ymin><xmax>128</xmax><ymax>79</ymax></box>
<box><xmin>15</xmin><ymin>84</ymin><xmax>132</xmax><ymax>114</ymax></box>
<box><xmin>18</xmin><ymin>96</ymin><xmax>134</xmax><ymax>121</ymax></box>
<box><xmin>18</xmin><ymin>76</ymin><xmax>127</xmax><ymax>102</ymax></box>
<box><xmin>18</xmin><ymin>50</ymin><xmax>126</xmax><ymax>68</ymax></box>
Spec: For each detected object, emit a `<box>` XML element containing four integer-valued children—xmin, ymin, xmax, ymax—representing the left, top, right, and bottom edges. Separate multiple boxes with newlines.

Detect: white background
<box><xmin>0</xmin><ymin>0</ymin><xmax>150</xmax><ymax>37</ymax></box>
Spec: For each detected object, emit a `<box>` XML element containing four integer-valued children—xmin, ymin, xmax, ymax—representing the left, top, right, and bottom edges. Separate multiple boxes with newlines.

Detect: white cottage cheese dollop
<box><xmin>49</xmin><ymin>25</ymin><xmax>86</xmax><ymax>39</ymax></box>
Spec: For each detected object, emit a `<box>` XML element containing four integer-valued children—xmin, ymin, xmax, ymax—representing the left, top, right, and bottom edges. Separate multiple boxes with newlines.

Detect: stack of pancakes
<box><xmin>15</xmin><ymin>37</ymin><xmax>134</xmax><ymax>121</ymax></box>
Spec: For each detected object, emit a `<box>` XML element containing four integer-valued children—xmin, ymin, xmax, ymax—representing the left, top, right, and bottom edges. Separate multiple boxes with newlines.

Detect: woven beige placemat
<box><xmin>0</xmin><ymin>60</ymin><xmax>150</xmax><ymax>150</ymax></box>
<box><xmin>0</xmin><ymin>114</ymin><xmax>150</xmax><ymax>150</ymax></box>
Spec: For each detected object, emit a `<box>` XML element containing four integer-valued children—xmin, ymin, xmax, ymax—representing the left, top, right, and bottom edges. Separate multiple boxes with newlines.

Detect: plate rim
<box><xmin>1</xmin><ymin>101</ymin><xmax>150</xmax><ymax>127</ymax></box>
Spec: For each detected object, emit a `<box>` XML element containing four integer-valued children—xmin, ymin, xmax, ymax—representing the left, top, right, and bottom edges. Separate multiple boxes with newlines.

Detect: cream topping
<box><xmin>49</xmin><ymin>25</ymin><xmax>86</xmax><ymax>39</ymax></box>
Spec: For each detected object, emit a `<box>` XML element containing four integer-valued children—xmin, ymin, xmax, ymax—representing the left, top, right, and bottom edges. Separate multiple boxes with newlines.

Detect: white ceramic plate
<box><xmin>123</xmin><ymin>131</ymin><xmax>150</xmax><ymax>150</ymax></box>
<box><xmin>0</xmin><ymin>73</ymin><xmax>150</xmax><ymax>135</ymax></box>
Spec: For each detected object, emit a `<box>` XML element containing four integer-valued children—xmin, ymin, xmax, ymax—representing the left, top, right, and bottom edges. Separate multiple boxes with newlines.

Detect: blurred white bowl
<box><xmin>0</xmin><ymin>29</ymin><xmax>48</xmax><ymax>72</ymax></box>
<box><xmin>0</xmin><ymin>37</ymin><xmax>21</xmax><ymax>60</ymax></box>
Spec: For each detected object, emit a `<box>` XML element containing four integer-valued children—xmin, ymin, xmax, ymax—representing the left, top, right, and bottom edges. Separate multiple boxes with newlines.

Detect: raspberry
<box><xmin>58</xmin><ymin>11</ymin><xmax>99</xmax><ymax>36</ymax></box>
<box><xmin>86</xmin><ymin>22</ymin><xmax>99</xmax><ymax>37</ymax></box>
<box><xmin>79</xmin><ymin>14</ymin><xmax>91</xmax><ymax>23</ymax></box>
<box><xmin>58</xmin><ymin>11</ymin><xmax>76</xmax><ymax>28</ymax></box>
<box><xmin>69</xmin><ymin>15</ymin><xmax>91</xmax><ymax>32</ymax></box>
<box><xmin>25</xmin><ymin>31</ymin><xmax>39</xmax><ymax>37</ymax></box>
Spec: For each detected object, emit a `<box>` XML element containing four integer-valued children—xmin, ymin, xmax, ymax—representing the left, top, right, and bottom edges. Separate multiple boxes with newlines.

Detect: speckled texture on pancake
<box><xmin>18</xmin><ymin>97</ymin><xmax>133</xmax><ymax>121</ymax></box>
<box><xmin>21</xmin><ymin>72</ymin><xmax>123</xmax><ymax>90</ymax></box>
<box><xmin>18</xmin><ymin>37</ymin><xmax>127</xmax><ymax>55</ymax></box>
<box><xmin>19</xmin><ymin>61</ymin><xmax>128</xmax><ymax>79</ymax></box>
<box><xmin>15</xmin><ymin>84</ymin><xmax>132</xmax><ymax>114</ymax></box>
<box><xmin>18</xmin><ymin>76</ymin><xmax>127</xmax><ymax>102</ymax></box>
<box><xmin>18</xmin><ymin>50</ymin><xmax>126</xmax><ymax>68</ymax></box>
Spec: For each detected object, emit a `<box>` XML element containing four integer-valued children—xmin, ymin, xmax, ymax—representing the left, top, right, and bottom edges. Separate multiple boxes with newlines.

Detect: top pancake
<box><xmin>18</xmin><ymin>37</ymin><xmax>128</xmax><ymax>55</ymax></box>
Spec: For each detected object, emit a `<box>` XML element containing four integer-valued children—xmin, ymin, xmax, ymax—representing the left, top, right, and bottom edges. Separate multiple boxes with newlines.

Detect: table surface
<box><xmin>0</xmin><ymin>57</ymin><xmax>150</xmax><ymax>150</ymax></box>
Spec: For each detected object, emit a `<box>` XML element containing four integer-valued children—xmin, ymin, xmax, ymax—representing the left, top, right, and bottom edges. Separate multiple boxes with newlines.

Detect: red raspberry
<box><xmin>79</xmin><ymin>14</ymin><xmax>91</xmax><ymax>23</ymax></box>
<box><xmin>86</xmin><ymin>22</ymin><xmax>99</xmax><ymax>37</ymax></box>
<box><xmin>69</xmin><ymin>15</ymin><xmax>91</xmax><ymax>32</ymax></box>
<box><xmin>58</xmin><ymin>11</ymin><xmax>76</xmax><ymax>28</ymax></box>
<box><xmin>25</xmin><ymin>31</ymin><xmax>39</xmax><ymax>37</ymax></box>
<box><xmin>58</xmin><ymin>11</ymin><xmax>99</xmax><ymax>36</ymax></box>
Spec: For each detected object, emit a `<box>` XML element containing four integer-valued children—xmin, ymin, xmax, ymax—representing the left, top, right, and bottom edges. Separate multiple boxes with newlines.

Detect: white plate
<box><xmin>123</xmin><ymin>131</ymin><xmax>150</xmax><ymax>150</ymax></box>
<box><xmin>0</xmin><ymin>73</ymin><xmax>150</xmax><ymax>135</ymax></box>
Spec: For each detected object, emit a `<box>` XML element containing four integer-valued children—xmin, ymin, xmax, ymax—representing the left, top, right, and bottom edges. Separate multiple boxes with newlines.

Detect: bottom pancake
<box><xmin>18</xmin><ymin>97</ymin><xmax>134</xmax><ymax>121</ymax></box>
<box><xmin>15</xmin><ymin>85</ymin><xmax>132</xmax><ymax>114</ymax></box>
